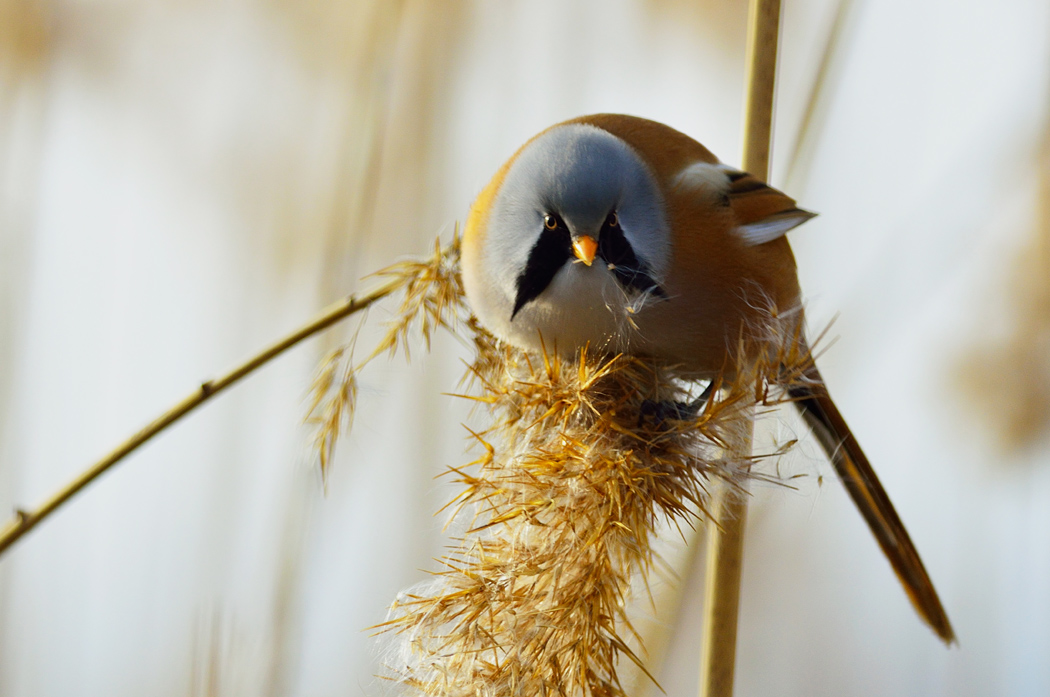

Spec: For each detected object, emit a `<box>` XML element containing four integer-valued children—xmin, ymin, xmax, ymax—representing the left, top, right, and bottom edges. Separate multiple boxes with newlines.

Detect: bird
<box><xmin>461</xmin><ymin>113</ymin><xmax>955</xmax><ymax>643</ymax></box>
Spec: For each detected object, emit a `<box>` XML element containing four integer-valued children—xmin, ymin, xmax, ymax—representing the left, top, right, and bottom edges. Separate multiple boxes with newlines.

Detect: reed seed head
<box><xmin>307</xmin><ymin>233</ymin><xmax>814</xmax><ymax>695</ymax></box>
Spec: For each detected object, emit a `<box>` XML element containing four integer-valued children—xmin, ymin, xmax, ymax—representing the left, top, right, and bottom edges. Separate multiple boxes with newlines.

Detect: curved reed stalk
<box><xmin>0</xmin><ymin>236</ymin><xmax>461</xmax><ymax>559</ymax></box>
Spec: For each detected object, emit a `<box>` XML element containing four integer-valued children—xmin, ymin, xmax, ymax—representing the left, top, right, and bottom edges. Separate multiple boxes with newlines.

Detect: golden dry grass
<box><xmin>309</xmin><ymin>234</ymin><xmax>814</xmax><ymax>696</ymax></box>
<box><xmin>306</xmin><ymin>233</ymin><xmax>466</xmax><ymax>483</ymax></box>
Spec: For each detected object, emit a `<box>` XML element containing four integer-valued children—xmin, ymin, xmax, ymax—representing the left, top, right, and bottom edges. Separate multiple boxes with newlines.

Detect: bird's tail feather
<box><xmin>788</xmin><ymin>371</ymin><xmax>956</xmax><ymax>644</ymax></box>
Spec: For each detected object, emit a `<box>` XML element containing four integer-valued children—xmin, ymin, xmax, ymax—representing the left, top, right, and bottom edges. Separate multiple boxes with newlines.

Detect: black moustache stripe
<box><xmin>511</xmin><ymin>220</ymin><xmax>666</xmax><ymax>321</ymax></box>
<box><xmin>598</xmin><ymin>224</ymin><xmax>667</xmax><ymax>298</ymax></box>
<box><xmin>512</xmin><ymin>227</ymin><xmax>572</xmax><ymax>319</ymax></box>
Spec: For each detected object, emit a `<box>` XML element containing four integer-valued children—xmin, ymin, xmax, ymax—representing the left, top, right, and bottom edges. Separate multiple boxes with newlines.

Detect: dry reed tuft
<box><xmin>306</xmin><ymin>234</ymin><xmax>818</xmax><ymax>695</ymax></box>
<box><xmin>305</xmin><ymin>232</ymin><xmax>468</xmax><ymax>482</ymax></box>
<box><xmin>376</xmin><ymin>328</ymin><xmax>809</xmax><ymax>697</ymax></box>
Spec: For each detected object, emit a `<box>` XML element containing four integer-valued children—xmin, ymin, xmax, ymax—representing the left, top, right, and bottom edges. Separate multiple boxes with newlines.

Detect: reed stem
<box><xmin>0</xmin><ymin>278</ymin><xmax>404</xmax><ymax>559</ymax></box>
<box><xmin>740</xmin><ymin>0</ymin><xmax>782</xmax><ymax>179</ymax></box>
<box><xmin>698</xmin><ymin>414</ymin><xmax>756</xmax><ymax>697</ymax></box>
<box><xmin>698</xmin><ymin>0</ymin><xmax>781</xmax><ymax>695</ymax></box>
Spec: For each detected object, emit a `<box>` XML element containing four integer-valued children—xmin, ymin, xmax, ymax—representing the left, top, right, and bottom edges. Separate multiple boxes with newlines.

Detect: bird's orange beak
<box><xmin>572</xmin><ymin>235</ymin><xmax>598</xmax><ymax>266</ymax></box>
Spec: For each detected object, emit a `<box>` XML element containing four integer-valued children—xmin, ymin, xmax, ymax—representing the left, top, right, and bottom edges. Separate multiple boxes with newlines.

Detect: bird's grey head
<box><xmin>485</xmin><ymin>123</ymin><xmax>671</xmax><ymax>322</ymax></box>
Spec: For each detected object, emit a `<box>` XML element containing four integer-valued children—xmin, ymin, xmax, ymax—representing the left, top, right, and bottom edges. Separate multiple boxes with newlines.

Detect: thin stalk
<box><xmin>699</xmin><ymin>0</ymin><xmax>781</xmax><ymax>696</ymax></box>
<box><xmin>740</xmin><ymin>0</ymin><xmax>781</xmax><ymax>180</ymax></box>
<box><xmin>784</xmin><ymin>0</ymin><xmax>857</xmax><ymax>191</ymax></box>
<box><xmin>0</xmin><ymin>278</ymin><xmax>404</xmax><ymax>559</ymax></box>
<box><xmin>697</xmin><ymin>412</ymin><xmax>756</xmax><ymax>697</ymax></box>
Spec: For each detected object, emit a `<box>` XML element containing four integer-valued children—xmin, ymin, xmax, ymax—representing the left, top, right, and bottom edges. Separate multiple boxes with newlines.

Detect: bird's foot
<box><xmin>638</xmin><ymin>381</ymin><xmax>715</xmax><ymax>428</ymax></box>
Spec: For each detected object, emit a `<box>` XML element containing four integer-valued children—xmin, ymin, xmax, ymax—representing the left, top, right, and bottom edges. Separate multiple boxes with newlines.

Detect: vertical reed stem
<box><xmin>740</xmin><ymin>0</ymin><xmax>782</xmax><ymax>179</ymax></box>
<box><xmin>698</xmin><ymin>414</ymin><xmax>756</xmax><ymax>697</ymax></box>
<box><xmin>698</xmin><ymin>1</ymin><xmax>780</xmax><ymax>696</ymax></box>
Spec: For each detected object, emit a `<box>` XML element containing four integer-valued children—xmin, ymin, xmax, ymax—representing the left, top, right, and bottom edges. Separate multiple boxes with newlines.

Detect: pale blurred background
<box><xmin>2</xmin><ymin>0</ymin><xmax>1050</xmax><ymax>695</ymax></box>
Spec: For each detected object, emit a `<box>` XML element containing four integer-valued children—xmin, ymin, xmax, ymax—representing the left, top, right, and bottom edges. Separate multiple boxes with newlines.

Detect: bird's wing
<box><xmin>674</xmin><ymin>162</ymin><xmax>817</xmax><ymax>245</ymax></box>
<box><xmin>723</xmin><ymin>167</ymin><xmax>817</xmax><ymax>244</ymax></box>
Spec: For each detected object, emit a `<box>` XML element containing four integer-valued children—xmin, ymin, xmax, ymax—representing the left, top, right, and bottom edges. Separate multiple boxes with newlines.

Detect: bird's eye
<box><xmin>606</xmin><ymin>212</ymin><xmax>619</xmax><ymax>228</ymax></box>
<box><xmin>543</xmin><ymin>214</ymin><xmax>559</xmax><ymax>230</ymax></box>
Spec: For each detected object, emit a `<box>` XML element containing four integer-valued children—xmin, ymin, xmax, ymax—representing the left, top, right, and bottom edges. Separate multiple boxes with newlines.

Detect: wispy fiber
<box><xmin>312</xmin><ymin>236</ymin><xmax>815</xmax><ymax>695</ymax></box>
<box><xmin>306</xmin><ymin>232</ymin><xmax>466</xmax><ymax>483</ymax></box>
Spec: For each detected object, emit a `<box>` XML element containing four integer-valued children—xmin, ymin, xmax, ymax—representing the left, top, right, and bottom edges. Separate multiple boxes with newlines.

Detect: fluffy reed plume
<box><xmin>377</xmin><ymin>333</ymin><xmax>807</xmax><ymax>697</ymax></box>
<box><xmin>306</xmin><ymin>234</ymin><xmax>467</xmax><ymax>481</ymax></box>
<box><xmin>304</xmin><ymin>235</ymin><xmax>810</xmax><ymax>697</ymax></box>
<box><xmin>307</xmin><ymin>233</ymin><xmax>811</xmax><ymax>695</ymax></box>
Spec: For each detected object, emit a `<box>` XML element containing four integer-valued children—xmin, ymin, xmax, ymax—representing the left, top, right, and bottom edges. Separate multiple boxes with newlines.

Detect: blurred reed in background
<box><xmin>957</xmin><ymin>106</ymin><xmax>1050</xmax><ymax>453</ymax></box>
<box><xmin>1</xmin><ymin>1</ymin><xmax>1049</xmax><ymax>696</ymax></box>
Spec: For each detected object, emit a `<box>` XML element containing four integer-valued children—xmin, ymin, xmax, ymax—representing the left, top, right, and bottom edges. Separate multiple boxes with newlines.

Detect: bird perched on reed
<box><xmin>460</xmin><ymin>113</ymin><xmax>954</xmax><ymax>643</ymax></box>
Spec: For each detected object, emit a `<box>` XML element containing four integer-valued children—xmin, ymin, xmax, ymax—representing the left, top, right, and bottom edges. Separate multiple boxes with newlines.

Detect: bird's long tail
<box><xmin>788</xmin><ymin>370</ymin><xmax>956</xmax><ymax>644</ymax></box>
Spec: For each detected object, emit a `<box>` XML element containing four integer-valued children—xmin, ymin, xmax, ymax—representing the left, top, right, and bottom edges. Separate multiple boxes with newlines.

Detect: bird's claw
<box><xmin>637</xmin><ymin>381</ymin><xmax>715</xmax><ymax>428</ymax></box>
